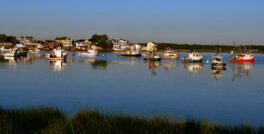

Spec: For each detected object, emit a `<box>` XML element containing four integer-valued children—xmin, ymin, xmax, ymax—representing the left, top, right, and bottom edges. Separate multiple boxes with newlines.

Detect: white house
<box><xmin>142</xmin><ymin>42</ymin><xmax>157</xmax><ymax>51</ymax></box>
<box><xmin>112</xmin><ymin>39</ymin><xmax>130</xmax><ymax>51</ymax></box>
<box><xmin>130</xmin><ymin>43</ymin><xmax>142</xmax><ymax>51</ymax></box>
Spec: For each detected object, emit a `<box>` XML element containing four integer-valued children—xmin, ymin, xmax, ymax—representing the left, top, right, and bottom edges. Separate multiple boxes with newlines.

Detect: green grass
<box><xmin>1</xmin><ymin>106</ymin><xmax>264</xmax><ymax>134</ymax></box>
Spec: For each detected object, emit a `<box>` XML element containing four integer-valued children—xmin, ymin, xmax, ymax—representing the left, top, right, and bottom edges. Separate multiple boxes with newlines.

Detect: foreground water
<box><xmin>0</xmin><ymin>52</ymin><xmax>264</xmax><ymax>125</ymax></box>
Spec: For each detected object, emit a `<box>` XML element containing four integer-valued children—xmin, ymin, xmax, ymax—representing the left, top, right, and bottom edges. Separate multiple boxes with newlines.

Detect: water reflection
<box><xmin>90</xmin><ymin>60</ymin><xmax>108</xmax><ymax>69</ymax></box>
<box><xmin>230</xmin><ymin>63</ymin><xmax>254</xmax><ymax>82</ymax></box>
<box><xmin>49</xmin><ymin>60</ymin><xmax>67</xmax><ymax>72</ymax></box>
<box><xmin>211</xmin><ymin>69</ymin><xmax>224</xmax><ymax>80</ymax></box>
<box><xmin>182</xmin><ymin>63</ymin><xmax>203</xmax><ymax>73</ymax></box>
<box><xmin>145</xmin><ymin>61</ymin><xmax>161</xmax><ymax>76</ymax></box>
<box><xmin>4</xmin><ymin>57</ymin><xmax>20</xmax><ymax>69</ymax></box>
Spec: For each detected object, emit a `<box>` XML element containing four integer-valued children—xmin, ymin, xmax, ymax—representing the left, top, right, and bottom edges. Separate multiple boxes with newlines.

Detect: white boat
<box><xmin>78</xmin><ymin>48</ymin><xmax>99</xmax><ymax>56</ymax></box>
<box><xmin>4</xmin><ymin>49</ymin><xmax>21</xmax><ymax>57</ymax></box>
<box><xmin>181</xmin><ymin>52</ymin><xmax>203</xmax><ymax>63</ymax></box>
<box><xmin>28</xmin><ymin>49</ymin><xmax>41</xmax><ymax>54</ymax></box>
<box><xmin>162</xmin><ymin>50</ymin><xmax>178</xmax><ymax>59</ymax></box>
<box><xmin>118</xmin><ymin>50</ymin><xmax>141</xmax><ymax>57</ymax></box>
<box><xmin>211</xmin><ymin>55</ymin><xmax>226</xmax><ymax>70</ymax></box>
<box><xmin>49</xmin><ymin>48</ymin><xmax>68</xmax><ymax>61</ymax></box>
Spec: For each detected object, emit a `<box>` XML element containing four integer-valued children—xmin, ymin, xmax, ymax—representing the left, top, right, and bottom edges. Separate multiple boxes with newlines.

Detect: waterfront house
<box><xmin>130</xmin><ymin>43</ymin><xmax>142</xmax><ymax>51</ymax></box>
<box><xmin>43</xmin><ymin>40</ymin><xmax>60</xmax><ymax>48</ymax></box>
<box><xmin>20</xmin><ymin>36</ymin><xmax>36</xmax><ymax>46</ymax></box>
<box><xmin>55</xmin><ymin>37</ymin><xmax>73</xmax><ymax>47</ymax></box>
<box><xmin>74</xmin><ymin>40</ymin><xmax>91</xmax><ymax>49</ymax></box>
<box><xmin>112</xmin><ymin>39</ymin><xmax>130</xmax><ymax>51</ymax></box>
<box><xmin>142</xmin><ymin>42</ymin><xmax>157</xmax><ymax>51</ymax></box>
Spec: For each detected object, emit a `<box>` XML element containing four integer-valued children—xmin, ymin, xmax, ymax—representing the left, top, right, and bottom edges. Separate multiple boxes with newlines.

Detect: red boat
<box><xmin>229</xmin><ymin>54</ymin><xmax>255</xmax><ymax>62</ymax></box>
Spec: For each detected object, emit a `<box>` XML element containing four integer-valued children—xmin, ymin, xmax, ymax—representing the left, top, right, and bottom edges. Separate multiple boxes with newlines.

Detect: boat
<box><xmin>49</xmin><ymin>48</ymin><xmax>68</xmax><ymax>61</ymax></box>
<box><xmin>78</xmin><ymin>48</ymin><xmax>99</xmax><ymax>56</ymax></box>
<box><xmin>229</xmin><ymin>53</ymin><xmax>255</xmax><ymax>62</ymax></box>
<box><xmin>162</xmin><ymin>50</ymin><xmax>178</xmax><ymax>59</ymax></box>
<box><xmin>19</xmin><ymin>49</ymin><xmax>28</xmax><ymax>56</ymax></box>
<box><xmin>211</xmin><ymin>55</ymin><xmax>226</xmax><ymax>70</ymax></box>
<box><xmin>181</xmin><ymin>52</ymin><xmax>203</xmax><ymax>63</ymax></box>
<box><xmin>118</xmin><ymin>50</ymin><xmax>141</xmax><ymax>57</ymax></box>
<box><xmin>144</xmin><ymin>53</ymin><xmax>161</xmax><ymax>61</ymax></box>
<box><xmin>28</xmin><ymin>48</ymin><xmax>41</xmax><ymax>54</ymax></box>
<box><xmin>4</xmin><ymin>49</ymin><xmax>21</xmax><ymax>57</ymax></box>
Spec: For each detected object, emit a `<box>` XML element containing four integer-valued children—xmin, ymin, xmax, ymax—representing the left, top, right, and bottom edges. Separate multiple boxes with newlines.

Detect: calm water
<box><xmin>0</xmin><ymin>52</ymin><xmax>264</xmax><ymax>125</ymax></box>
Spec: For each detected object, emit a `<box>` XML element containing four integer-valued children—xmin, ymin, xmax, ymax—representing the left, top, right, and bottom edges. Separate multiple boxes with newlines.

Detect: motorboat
<box><xmin>211</xmin><ymin>55</ymin><xmax>226</xmax><ymax>70</ymax></box>
<box><xmin>181</xmin><ymin>52</ymin><xmax>203</xmax><ymax>63</ymax></box>
<box><xmin>229</xmin><ymin>53</ymin><xmax>255</xmax><ymax>62</ymax></box>
<box><xmin>28</xmin><ymin>48</ymin><xmax>41</xmax><ymax>54</ymax></box>
<box><xmin>49</xmin><ymin>48</ymin><xmax>68</xmax><ymax>61</ymax></box>
<box><xmin>118</xmin><ymin>50</ymin><xmax>141</xmax><ymax>57</ymax></box>
<box><xmin>4</xmin><ymin>49</ymin><xmax>21</xmax><ymax>57</ymax></box>
<box><xmin>144</xmin><ymin>53</ymin><xmax>161</xmax><ymax>61</ymax></box>
<box><xmin>78</xmin><ymin>48</ymin><xmax>99</xmax><ymax>56</ymax></box>
<box><xmin>162</xmin><ymin>50</ymin><xmax>178</xmax><ymax>59</ymax></box>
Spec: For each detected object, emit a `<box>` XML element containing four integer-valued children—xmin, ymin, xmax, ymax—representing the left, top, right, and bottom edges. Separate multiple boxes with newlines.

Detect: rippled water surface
<box><xmin>0</xmin><ymin>52</ymin><xmax>264</xmax><ymax>125</ymax></box>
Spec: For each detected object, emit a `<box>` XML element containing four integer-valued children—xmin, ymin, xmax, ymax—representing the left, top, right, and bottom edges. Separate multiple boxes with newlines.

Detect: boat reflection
<box><xmin>145</xmin><ymin>61</ymin><xmax>161</xmax><ymax>76</ymax></box>
<box><xmin>49</xmin><ymin>60</ymin><xmax>67</xmax><ymax>72</ymax></box>
<box><xmin>211</xmin><ymin>69</ymin><xmax>224</xmax><ymax>80</ymax></box>
<box><xmin>230</xmin><ymin>63</ymin><xmax>254</xmax><ymax>82</ymax></box>
<box><xmin>4</xmin><ymin>56</ymin><xmax>20</xmax><ymax>69</ymax></box>
<box><xmin>90</xmin><ymin>60</ymin><xmax>108</xmax><ymax>69</ymax></box>
<box><xmin>182</xmin><ymin>63</ymin><xmax>203</xmax><ymax>73</ymax></box>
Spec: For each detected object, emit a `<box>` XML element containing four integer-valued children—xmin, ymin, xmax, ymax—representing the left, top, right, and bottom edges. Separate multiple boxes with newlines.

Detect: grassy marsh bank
<box><xmin>0</xmin><ymin>106</ymin><xmax>264</xmax><ymax>134</ymax></box>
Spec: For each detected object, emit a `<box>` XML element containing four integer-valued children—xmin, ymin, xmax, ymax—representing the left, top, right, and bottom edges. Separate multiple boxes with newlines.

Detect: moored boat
<box><xmin>118</xmin><ymin>50</ymin><xmax>141</xmax><ymax>57</ymax></box>
<box><xmin>49</xmin><ymin>48</ymin><xmax>67</xmax><ymax>61</ymax></box>
<box><xmin>229</xmin><ymin>53</ymin><xmax>255</xmax><ymax>62</ymax></box>
<box><xmin>181</xmin><ymin>52</ymin><xmax>203</xmax><ymax>63</ymax></box>
<box><xmin>162</xmin><ymin>50</ymin><xmax>178</xmax><ymax>59</ymax></box>
<box><xmin>211</xmin><ymin>55</ymin><xmax>226</xmax><ymax>70</ymax></box>
<box><xmin>4</xmin><ymin>49</ymin><xmax>21</xmax><ymax>57</ymax></box>
<box><xmin>144</xmin><ymin>53</ymin><xmax>161</xmax><ymax>61</ymax></box>
<box><xmin>78</xmin><ymin>48</ymin><xmax>99</xmax><ymax>57</ymax></box>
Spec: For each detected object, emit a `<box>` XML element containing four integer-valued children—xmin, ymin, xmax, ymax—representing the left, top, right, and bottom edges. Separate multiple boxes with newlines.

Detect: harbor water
<box><xmin>0</xmin><ymin>52</ymin><xmax>264</xmax><ymax>125</ymax></box>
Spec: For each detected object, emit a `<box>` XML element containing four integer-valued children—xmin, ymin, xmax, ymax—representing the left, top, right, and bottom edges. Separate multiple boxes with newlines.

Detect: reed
<box><xmin>1</xmin><ymin>106</ymin><xmax>264</xmax><ymax>134</ymax></box>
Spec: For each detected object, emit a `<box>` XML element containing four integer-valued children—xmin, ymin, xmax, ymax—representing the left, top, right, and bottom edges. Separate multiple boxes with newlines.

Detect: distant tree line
<box><xmin>156</xmin><ymin>43</ymin><xmax>264</xmax><ymax>53</ymax></box>
<box><xmin>0</xmin><ymin>34</ymin><xmax>17</xmax><ymax>44</ymax></box>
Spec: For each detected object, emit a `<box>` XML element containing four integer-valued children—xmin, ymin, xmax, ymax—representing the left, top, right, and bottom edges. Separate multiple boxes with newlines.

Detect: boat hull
<box><xmin>144</xmin><ymin>57</ymin><xmax>161</xmax><ymax>61</ymax></box>
<box><xmin>119</xmin><ymin>54</ymin><xmax>142</xmax><ymax>57</ymax></box>
<box><xmin>229</xmin><ymin>57</ymin><xmax>255</xmax><ymax>62</ymax></box>
<box><xmin>4</xmin><ymin>53</ymin><xmax>20</xmax><ymax>57</ymax></box>
<box><xmin>162</xmin><ymin>55</ymin><xmax>178</xmax><ymax>59</ymax></box>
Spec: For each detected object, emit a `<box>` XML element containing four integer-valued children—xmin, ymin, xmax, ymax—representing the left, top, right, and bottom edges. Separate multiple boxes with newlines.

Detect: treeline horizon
<box><xmin>151</xmin><ymin>43</ymin><xmax>264</xmax><ymax>53</ymax></box>
<box><xmin>1</xmin><ymin>33</ymin><xmax>264</xmax><ymax>52</ymax></box>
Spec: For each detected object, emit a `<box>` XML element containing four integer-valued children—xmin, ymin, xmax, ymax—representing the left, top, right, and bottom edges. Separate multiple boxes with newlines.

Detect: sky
<box><xmin>0</xmin><ymin>0</ymin><xmax>263</xmax><ymax>45</ymax></box>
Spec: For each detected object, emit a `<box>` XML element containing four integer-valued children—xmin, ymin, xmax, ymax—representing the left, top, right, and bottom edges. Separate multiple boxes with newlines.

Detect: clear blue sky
<box><xmin>0</xmin><ymin>0</ymin><xmax>263</xmax><ymax>44</ymax></box>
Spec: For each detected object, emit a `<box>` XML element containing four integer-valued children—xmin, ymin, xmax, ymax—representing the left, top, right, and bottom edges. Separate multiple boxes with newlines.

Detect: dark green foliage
<box><xmin>89</xmin><ymin>34</ymin><xmax>110</xmax><ymax>49</ymax></box>
<box><xmin>0</xmin><ymin>106</ymin><xmax>65</xmax><ymax>134</ymax></box>
<box><xmin>0</xmin><ymin>34</ymin><xmax>17</xmax><ymax>43</ymax></box>
<box><xmin>1</xmin><ymin>106</ymin><xmax>264</xmax><ymax>134</ymax></box>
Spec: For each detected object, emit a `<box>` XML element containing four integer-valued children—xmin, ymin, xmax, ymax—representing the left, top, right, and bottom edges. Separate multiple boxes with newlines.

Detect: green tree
<box><xmin>89</xmin><ymin>34</ymin><xmax>109</xmax><ymax>49</ymax></box>
<box><xmin>0</xmin><ymin>34</ymin><xmax>7</xmax><ymax>42</ymax></box>
<box><xmin>6</xmin><ymin>36</ymin><xmax>17</xmax><ymax>43</ymax></box>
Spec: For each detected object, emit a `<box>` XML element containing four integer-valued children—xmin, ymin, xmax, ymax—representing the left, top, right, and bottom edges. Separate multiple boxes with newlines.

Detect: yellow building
<box><xmin>55</xmin><ymin>37</ymin><xmax>72</xmax><ymax>47</ymax></box>
<box><xmin>142</xmin><ymin>42</ymin><xmax>157</xmax><ymax>51</ymax></box>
